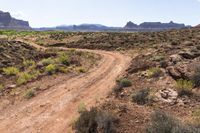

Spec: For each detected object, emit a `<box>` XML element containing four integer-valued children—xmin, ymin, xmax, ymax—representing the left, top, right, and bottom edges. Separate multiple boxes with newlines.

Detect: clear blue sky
<box><xmin>1</xmin><ymin>0</ymin><xmax>200</xmax><ymax>27</ymax></box>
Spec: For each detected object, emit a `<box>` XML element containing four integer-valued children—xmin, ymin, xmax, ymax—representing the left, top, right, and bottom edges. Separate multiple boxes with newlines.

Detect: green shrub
<box><xmin>24</xmin><ymin>89</ymin><xmax>35</xmax><ymax>99</ymax></box>
<box><xmin>77</xmin><ymin>67</ymin><xmax>86</xmax><ymax>73</ymax></box>
<box><xmin>3</xmin><ymin>67</ymin><xmax>20</xmax><ymax>76</ymax></box>
<box><xmin>132</xmin><ymin>88</ymin><xmax>150</xmax><ymax>105</ymax></box>
<box><xmin>41</xmin><ymin>58</ymin><xmax>55</xmax><ymax>66</ymax></box>
<box><xmin>118</xmin><ymin>78</ymin><xmax>132</xmax><ymax>87</ymax></box>
<box><xmin>74</xmin><ymin>107</ymin><xmax>117</xmax><ymax>133</ymax></box>
<box><xmin>58</xmin><ymin>53</ymin><xmax>69</xmax><ymax>66</ymax></box>
<box><xmin>17</xmin><ymin>72</ymin><xmax>32</xmax><ymax>85</ymax></box>
<box><xmin>176</xmin><ymin>79</ymin><xmax>194</xmax><ymax>96</ymax></box>
<box><xmin>146</xmin><ymin>110</ymin><xmax>200</xmax><ymax>133</ymax></box>
<box><xmin>45</xmin><ymin>64</ymin><xmax>57</xmax><ymax>75</ymax></box>
<box><xmin>23</xmin><ymin>60</ymin><xmax>35</xmax><ymax>68</ymax></box>
<box><xmin>147</xmin><ymin>67</ymin><xmax>162</xmax><ymax>78</ymax></box>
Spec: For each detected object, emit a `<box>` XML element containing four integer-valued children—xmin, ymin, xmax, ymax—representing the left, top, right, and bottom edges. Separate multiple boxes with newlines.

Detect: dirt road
<box><xmin>0</xmin><ymin>42</ymin><xmax>131</xmax><ymax>133</ymax></box>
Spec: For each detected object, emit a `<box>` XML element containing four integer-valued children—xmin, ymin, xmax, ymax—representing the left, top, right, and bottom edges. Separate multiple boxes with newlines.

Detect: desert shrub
<box><xmin>41</xmin><ymin>58</ymin><xmax>55</xmax><ymax>66</ymax></box>
<box><xmin>151</xmin><ymin>55</ymin><xmax>165</xmax><ymax>62</ymax></box>
<box><xmin>146</xmin><ymin>110</ymin><xmax>200</xmax><ymax>133</ymax></box>
<box><xmin>132</xmin><ymin>88</ymin><xmax>150</xmax><ymax>105</ymax></box>
<box><xmin>45</xmin><ymin>64</ymin><xmax>57</xmax><ymax>75</ymax></box>
<box><xmin>147</xmin><ymin>67</ymin><xmax>162</xmax><ymax>78</ymax></box>
<box><xmin>0</xmin><ymin>84</ymin><xmax>4</xmax><ymax>92</ymax></box>
<box><xmin>77</xmin><ymin>67</ymin><xmax>86</xmax><ymax>73</ymax></box>
<box><xmin>24</xmin><ymin>89</ymin><xmax>35</xmax><ymax>99</ymax></box>
<box><xmin>58</xmin><ymin>53</ymin><xmax>70</xmax><ymax>66</ymax></box>
<box><xmin>176</xmin><ymin>79</ymin><xmax>194</xmax><ymax>96</ymax></box>
<box><xmin>74</xmin><ymin>107</ymin><xmax>117</xmax><ymax>133</ymax></box>
<box><xmin>3</xmin><ymin>67</ymin><xmax>20</xmax><ymax>76</ymax></box>
<box><xmin>113</xmin><ymin>85</ymin><xmax>123</xmax><ymax>96</ymax></box>
<box><xmin>58</xmin><ymin>67</ymin><xmax>70</xmax><ymax>73</ymax></box>
<box><xmin>118</xmin><ymin>78</ymin><xmax>132</xmax><ymax>87</ymax></box>
<box><xmin>23</xmin><ymin>60</ymin><xmax>35</xmax><ymax>68</ymax></box>
<box><xmin>78</xmin><ymin>102</ymin><xmax>87</xmax><ymax>113</ymax></box>
<box><xmin>192</xmin><ymin>67</ymin><xmax>200</xmax><ymax>87</ymax></box>
<box><xmin>17</xmin><ymin>72</ymin><xmax>33</xmax><ymax>85</ymax></box>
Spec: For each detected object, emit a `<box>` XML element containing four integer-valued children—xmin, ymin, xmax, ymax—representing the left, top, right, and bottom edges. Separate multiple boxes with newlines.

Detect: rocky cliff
<box><xmin>0</xmin><ymin>11</ymin><xmax>30</xmax><ymax>29</ymax></box>
<box><xmin>124</xmin><ymin>21</ymin><xmax>186</xmax><ymax>29</ymax></box>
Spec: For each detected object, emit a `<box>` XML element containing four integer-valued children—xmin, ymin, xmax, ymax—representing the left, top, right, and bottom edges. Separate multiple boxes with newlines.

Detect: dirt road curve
<box><xmin>0</xmin><ymin>42</ymin><xmax>131</xmax><ymax>133</ymax></box>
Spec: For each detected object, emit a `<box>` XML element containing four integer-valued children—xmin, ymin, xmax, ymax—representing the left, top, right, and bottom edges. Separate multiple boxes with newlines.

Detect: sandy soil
<box><xmin>0</xmin><ymin>41</ymin><xmax>132</xmax><ymax>133</ymax></box>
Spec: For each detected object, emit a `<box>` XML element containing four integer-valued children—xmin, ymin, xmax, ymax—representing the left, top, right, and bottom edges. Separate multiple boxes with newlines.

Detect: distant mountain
<box><xmin>195</xmin><ymin>24</ymin><xmax>200</xmax><ymax>28</ymax></box>
<box><xmin>35</xmin><ymin>21</ymin><xmax>189</xmax><ymax>32</ymax></box>
<box><xmin>124</xmin><ymin>21</ymin><xmax>138</xmax><ymax>29</ymax></box>
<box><xmin>0</xmin><ymin>10</ymin><xmax>31</xmax><ymax>30</ymax></box>
<box><xmin>124</xmin><ymin>21</ymin><xmax>186</xmax><ymax>30</ymax></box>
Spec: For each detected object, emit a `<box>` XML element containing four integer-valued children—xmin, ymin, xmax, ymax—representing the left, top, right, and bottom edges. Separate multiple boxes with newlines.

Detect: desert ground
<box><xmin>0</xmin><ymin>28</ymin><xmax>200</xmax><ymax>133</ymax></box>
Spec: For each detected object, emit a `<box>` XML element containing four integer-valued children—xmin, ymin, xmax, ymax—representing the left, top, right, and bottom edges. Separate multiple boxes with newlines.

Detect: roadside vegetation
<box><xmin>0</xmin><ymin>40</ymin><xmax>100</xmax><ymax>100</ymax></box>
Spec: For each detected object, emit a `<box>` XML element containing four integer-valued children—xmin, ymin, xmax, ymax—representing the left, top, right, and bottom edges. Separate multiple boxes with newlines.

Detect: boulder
<box><xmin>169</xmin><ymin>54</ymin><xmax>183</xmax><ymax>64</ymax></box>
<box><xmin>155</xmin><ymin>88</ymin><xmax>178</xmax><ymax>103</ymax></box>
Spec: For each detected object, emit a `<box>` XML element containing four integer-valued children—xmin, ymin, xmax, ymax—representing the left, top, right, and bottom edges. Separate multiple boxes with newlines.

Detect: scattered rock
<box><xmin>169</xmin><ymin>54</ymin><xmax>183</xmax><ymax>64</ymax></box>
<box><xmin>155</xmin><ymin>88</ymin><xmax>178</xmax><ymax>103</ymax></box>
<box><xmin>7</xmin><ymin>84</ymin><xmax>17</xmax><ymax>89</ymax></box>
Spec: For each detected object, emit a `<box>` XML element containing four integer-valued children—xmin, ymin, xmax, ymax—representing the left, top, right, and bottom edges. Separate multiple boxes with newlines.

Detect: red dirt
<box><xmin>0</xmin><ymin>42</ymin><xmax>132</xmax><ymax>133</ymax></box>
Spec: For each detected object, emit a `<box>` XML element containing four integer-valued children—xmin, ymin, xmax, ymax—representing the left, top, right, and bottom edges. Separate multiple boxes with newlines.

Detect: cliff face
<box><xmin>124</xmin><ymin>21</ymin><xmax>186</xmax><ymax>29</ymax></box>
<box><xmin>0</xmin><ymin>11</ymin><xmax>30</xmax><ymax>29</ymax></box>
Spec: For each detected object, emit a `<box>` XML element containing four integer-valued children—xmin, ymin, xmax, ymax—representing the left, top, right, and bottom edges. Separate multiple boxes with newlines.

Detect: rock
<box><xmin>155</xmin><ymin>88</ymin><xmax>178</xmax><ymax>103</ymax></box>
<box><xmin>7</xmin><ymin>84</ymin><xmax>17</xmax><ymax>89</ymax></box>
<box><xmin>169</xmin><ymin>54</ymin><xmax>183</xmax><ymax>64</ymax></box>
<box><xmin>166</xmin><ymin>66</ymin><xmax>182</xmax><ymax>79</ymax></box>
<box><xmin>179</xmin><ymin>50</ymin><xmax>200</xmax><ymax>59</ymax></box>
<box><xmin>127</xmin><ymin>56</ymin><xmax>156</xmax><ymax>74</ymax></box>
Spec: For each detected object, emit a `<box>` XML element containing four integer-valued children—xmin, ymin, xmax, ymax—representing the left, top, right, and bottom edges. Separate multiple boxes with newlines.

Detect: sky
<box><xmin>1</xmin><ymin>0</ymin><xmax>200</xmax><ymax>27</ymax></box>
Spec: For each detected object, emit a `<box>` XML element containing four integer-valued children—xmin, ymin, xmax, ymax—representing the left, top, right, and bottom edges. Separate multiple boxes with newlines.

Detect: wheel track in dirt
<box><xmin>0</xmin><ymin>41</ymin><xmax>133</xmax><ymax>133</ymax></box>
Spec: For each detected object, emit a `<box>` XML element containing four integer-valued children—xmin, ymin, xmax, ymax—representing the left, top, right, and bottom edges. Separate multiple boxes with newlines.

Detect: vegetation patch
<box><xmin>74</xmin><ymin>107</ymin><xmax>118</xmax><ymax>133</ymax></box>
<box><xmin>176</xmin><ymin>79</ymin><xmax>194</xmax><ymax>96</ymax></box>
<box><xmin>3</xmin><ymin>67</ymin><xmax>20</xmax><ymax>76</ymax></box>
<box><xmin>24</xmin><ymin>88</ymin><xmax>36</xmax><ymax>99</ymax></box>
<box><xmin>132</xmin><ymin>88</ymin><xmax>150</xmax><ymax>105</ymax></box>
<box><xmin>117</xmin><ymin>78</ymin><xmax>132</xmax><ymax>88</ymax></box>
<box><xmin>147</xmin><ymin>67</ymin><xmax>162</xmax><ymax>78</ymax></box>
<box><xmin>146</xmin><ymin>110</ymin><xmax>200</xmax><ymax>133</ymax></box>
<box><xmin>45</xmin><ymin>64</ymin><xmax>58</xmax><ymax>75</ymax></box>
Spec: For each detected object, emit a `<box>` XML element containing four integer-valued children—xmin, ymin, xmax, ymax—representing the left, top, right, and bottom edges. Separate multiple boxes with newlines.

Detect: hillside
<box><xmin>0</xmin><ymin>11</ymin><xmax>30</xmax><ymax>29</ymax></box>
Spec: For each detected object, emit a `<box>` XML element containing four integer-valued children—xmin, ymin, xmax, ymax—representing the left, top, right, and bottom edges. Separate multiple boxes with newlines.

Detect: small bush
<box><xmin>132</xmin><ymin>88</ymin><xmax>150</xmax><ymax>105</ymax></box>
<box><xmin>3</xmin><ymin>67</ymin><xmax>19</xmax><ymax>76</ymax></box>
<box><xmin>118</xmin><ymin>78</ymin><xmax>132</xmax><ymax>87</ymax></box>
<box><xmin>17</xmin><ymin>72</ymin><xmax>33</xmax><ymax>85</ymax></box>
<box><xmin>77</xmin><ymin>67</ymin><xmax>86</xmax><ymax>73</ymax></box>
<box><xmin>45</xmin><ymin>64</ymin><xmax>57</xmax><ymax>75</ymax></box>
<box><xmin>146</xmin><ymin>110</ymin><xmax>200</xmax><ymax>133</ymax></box>
<box><xmin>24</xmin><ymin>89</ymin><xmax>35</xmax><ymax>99</ymax></box>
<box><xmin>113</xmin><ymin>85</ymin><xmax>123</xmax><ymax>96</ymax></box>
<box><xmin>147</xmin><ymin>67</ymin><xmax>162</xmax><ymax>78</ymax></box>
<box><xmin>0</xmin><ymin>84</ymin><xmax>4</xmax><ymax>92</ymax></box>
<box><xmin>41</xmin><ymin>58</ymin><xmax>55</xmax><ymax>66</ymax></box>
<box><xmin>58</xmin><ymin>53</ymin><xmax>70</xmax><ymax>66</ymax></box>
<box><xmin>192</xmin><ymin>67</ymin><xmax>200</xmax><ymax>87</ymax></box>
<box><xmin>176</xmin><ymin>79</ymin><xmax>194</xmax><ymax>96</ymax></box>
<box><xmin>23</xmin><ymin>60</ymin><xmax>35</xmax><ymax>68</ymax></box>
<box><xmin>74</xmin><ymin>107</ymin><xmax>117</xmax><ymax>133</ymax></box>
